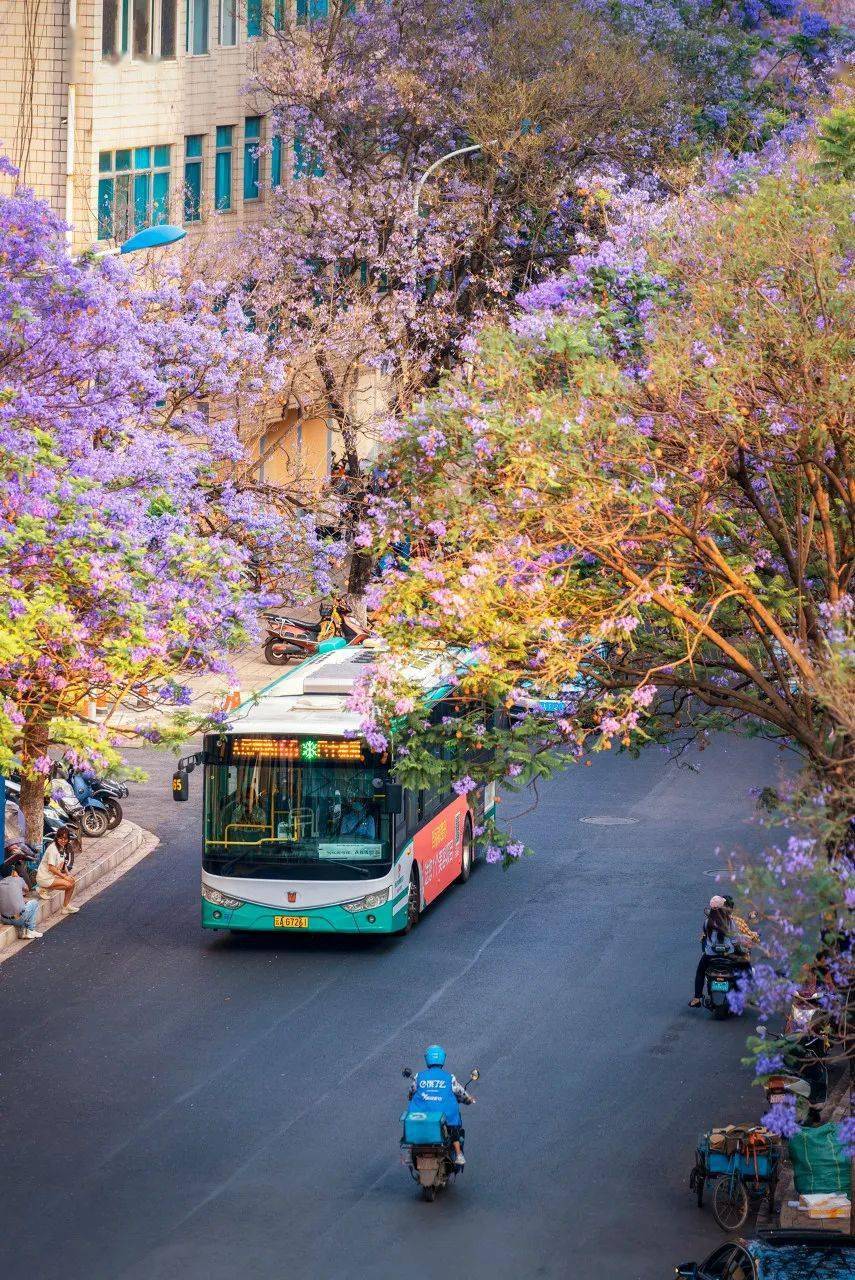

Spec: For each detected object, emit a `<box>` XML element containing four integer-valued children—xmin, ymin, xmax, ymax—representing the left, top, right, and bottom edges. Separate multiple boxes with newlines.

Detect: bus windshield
<box><xmin>202</xmin><ymin>735</ymin><xmax>393</xmax><ymax>881</ymax></box>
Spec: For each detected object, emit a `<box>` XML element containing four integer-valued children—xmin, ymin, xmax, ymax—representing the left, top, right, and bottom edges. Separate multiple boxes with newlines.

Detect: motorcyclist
<box><xmin>407</xmin><ymin>1045</ymin><xmax>475</xmax><ymax>1168</ymax></box>
<box><xmin>689</xmin><ymin>895</ymin><xmax>747</xmax><ymax>1008</ymax></box>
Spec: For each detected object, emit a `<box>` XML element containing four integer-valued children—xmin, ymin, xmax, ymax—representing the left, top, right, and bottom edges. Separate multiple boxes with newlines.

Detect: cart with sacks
<box><xmin>689</xmin><ymin>1125</ymin><xmax>781</xmax><ymax>1231</ymax></box>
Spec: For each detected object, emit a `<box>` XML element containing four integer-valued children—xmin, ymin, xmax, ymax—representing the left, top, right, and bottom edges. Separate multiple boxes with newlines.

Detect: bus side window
<box><xmin>397</xmin><ymin>790</ymin><xmax>419</xmax><ymax>853</ymax></box>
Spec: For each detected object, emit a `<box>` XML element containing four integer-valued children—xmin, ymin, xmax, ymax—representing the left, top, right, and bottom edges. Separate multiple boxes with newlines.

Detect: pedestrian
<box><xmin>0</xmin><ymin>863</ymin><xmax>43</xmax><ymax>939</ymax></box>
<box><xmin>35</xmin><ymin>826</ymin><xmax>80</xmax><ymax>913</ymax></box>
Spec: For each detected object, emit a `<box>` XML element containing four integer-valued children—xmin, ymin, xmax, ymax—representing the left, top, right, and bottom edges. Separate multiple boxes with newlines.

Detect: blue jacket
<box><xmin>410</xmin><ymin>1068</ymin><xmax>461</xmax><ymax>1127</ymax></box>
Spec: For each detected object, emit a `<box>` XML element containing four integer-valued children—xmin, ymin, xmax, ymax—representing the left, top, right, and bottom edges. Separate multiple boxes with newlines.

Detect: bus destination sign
<box><xmin>231</xmin><ymin>737</ymin><xmax>364</xmax><ymax>762</ymax></box>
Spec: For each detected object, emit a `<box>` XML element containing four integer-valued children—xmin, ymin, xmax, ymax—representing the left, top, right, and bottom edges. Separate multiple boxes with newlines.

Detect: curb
<box><xmin>0</xmin><ymin>821</ymin><xmax>157</xmax><ymax>957</ymax></box>
<box><xmin>775</xmin><ymin>1067</ymin><xmax>851</xmax><ymax>1231</ymax></box>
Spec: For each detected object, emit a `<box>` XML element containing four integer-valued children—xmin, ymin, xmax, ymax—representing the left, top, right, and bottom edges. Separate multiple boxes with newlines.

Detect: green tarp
<box><xmin>787</xmin><ymin>1122</ymin><xmax>850</xmax><ymax>1195</ymax></box>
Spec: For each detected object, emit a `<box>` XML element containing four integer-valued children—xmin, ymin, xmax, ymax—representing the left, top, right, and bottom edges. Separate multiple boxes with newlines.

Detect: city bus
<box><xmin>183</xmin><ymin>643</ymin><xmax>495</xmax><ymax>935</ymax></box>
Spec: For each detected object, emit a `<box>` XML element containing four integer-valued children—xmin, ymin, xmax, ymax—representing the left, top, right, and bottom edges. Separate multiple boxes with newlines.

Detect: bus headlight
<box><xmin>342</xmin><ymin>889</ymin><xmax>389</xmax><ymax>914</ymax></box>
<box><xmin>201</xmin><ymin>884</ymin><xmax>244</xmax><ymax>909</ymax></box>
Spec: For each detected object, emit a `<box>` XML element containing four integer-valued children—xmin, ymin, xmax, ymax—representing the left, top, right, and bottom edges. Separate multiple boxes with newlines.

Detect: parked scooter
<box><xmin>400</xmin><ymin>1066</ymin><xmax>481</xmax><ymax>1202</ymax></box>
<box><xmin>703</xmin><ymin>944</ymin><xmax>752</xmax><ymax>1019</ymax></box>
<box><xmin>50</xmin><ymin>767</ymin><xmax>108</xmax><ymax>839</ymax></box>
<box><xmin>66</xmin><ymin>767</ymin><xmax>127</xmax><ymax>832</ymax></box>
<box><xmin>4</xmin><ymin>776</ymin><xmax>82</xmax><ymax>873</ymax></box>
<box><xmin>262</xmin><ymin>597</ymin><xmax>369</xmax><ymax>665</ymax></box>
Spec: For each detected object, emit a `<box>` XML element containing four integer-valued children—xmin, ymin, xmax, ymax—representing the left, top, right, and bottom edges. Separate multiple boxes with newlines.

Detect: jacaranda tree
<box><xmin>0</xmin><ymin>183</ymin><xmax>332</xmax><ymax>840</ymax></box>
<box><xmin>244</xmin><ymin>0</ymin><xmax>841</xmax><ymax>595</ymax></box>
<box><xmin>362</xmin><ymin>131</ymin><xmax>853</xmax><ymax>834</ymax></box>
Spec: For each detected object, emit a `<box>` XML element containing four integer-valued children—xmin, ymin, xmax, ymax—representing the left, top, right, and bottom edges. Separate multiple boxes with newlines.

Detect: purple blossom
<box><xmin>761</xmin><ymin>1097</ymin><xmax>800</xmax><ymax>1139</ymax></box>
<box><xmin>799</xmin><ymin>9</ymin><xmax>830</xmax><ymax>38</ymax></box>
<box><xmin>452</xmin><ymin>775</ymin><xmax>477</xmax><ymax>795</ymax></box>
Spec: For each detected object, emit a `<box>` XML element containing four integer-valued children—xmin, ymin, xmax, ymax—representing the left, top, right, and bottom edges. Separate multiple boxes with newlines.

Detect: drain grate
<box><xmin>580</xmin><ymin>815</ymin><xmax>638</xmax><ymax>826</ymax></box>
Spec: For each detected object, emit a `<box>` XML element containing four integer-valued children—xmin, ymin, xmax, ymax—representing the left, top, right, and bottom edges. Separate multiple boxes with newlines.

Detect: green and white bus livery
<box><xmin>189</xmin><ymin>644</ymin><xmax>495</xmax><ymax>935</ymax></box>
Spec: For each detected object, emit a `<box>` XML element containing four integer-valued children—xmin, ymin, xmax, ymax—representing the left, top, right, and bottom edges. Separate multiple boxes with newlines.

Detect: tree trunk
<box><xmin>19</xmin><ymin>717</ymin><xmax>49</xmax><ymax>848</ymax></box>
<box><xmin>844</xmin><ymin>1044</ymin><xmax>849</xmax><ymax>1233</ymax></box>
<box><xmin>340</xmin><ymin>425</ymin><xmax>374</xmax><ymax>602</ymax></box>
<box><xmin>347</xmin><ymin>547</ymin><xmax>374</xmax><ymax>601</ymax></box>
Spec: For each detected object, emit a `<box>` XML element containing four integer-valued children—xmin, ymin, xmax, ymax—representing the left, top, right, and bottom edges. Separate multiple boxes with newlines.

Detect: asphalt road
<box><xmin>0</xmin><ymin>736</ymin><xmax>787</xmax><ymax>1280</ymax></box>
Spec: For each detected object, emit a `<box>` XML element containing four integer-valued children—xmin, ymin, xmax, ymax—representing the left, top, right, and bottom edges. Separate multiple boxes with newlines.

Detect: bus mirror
<box><xmin>172</xmin><ymin>769</ymin><xmax>189</xmax><ymax>802</ymax></box>
<box><xmin>384</xmin><ymin>784</ymin><xmax>403</xmax><ymax>815</ymax></box>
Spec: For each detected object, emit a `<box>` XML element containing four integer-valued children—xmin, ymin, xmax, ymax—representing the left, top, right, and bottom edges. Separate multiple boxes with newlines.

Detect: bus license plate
<box><xmin>274</xmin><ymin>915</ymin><xmax>309</xmax><ymax>929</ymax></box>
<box><xmin>710</xmin><ymin>980</ymin><xmax>730</xmax><ymax>991</ymax></box>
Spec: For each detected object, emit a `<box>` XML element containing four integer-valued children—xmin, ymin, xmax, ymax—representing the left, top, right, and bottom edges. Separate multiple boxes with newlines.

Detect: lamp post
<box><xmin>412</xmin><ymin>143</ymin><xmax>491</xmax><ymax>215</ymax></box>
<box><xmin>86</xmin><ymin>223</ymin><xmax>187</xmax><ymax>262</ymax></box>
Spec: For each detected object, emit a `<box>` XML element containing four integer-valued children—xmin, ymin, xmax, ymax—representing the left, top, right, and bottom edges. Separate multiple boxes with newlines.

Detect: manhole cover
<box><xmin>580</xmin><ymin>815</ymin><xmax>638</xmax><ymax>826</ymax></box>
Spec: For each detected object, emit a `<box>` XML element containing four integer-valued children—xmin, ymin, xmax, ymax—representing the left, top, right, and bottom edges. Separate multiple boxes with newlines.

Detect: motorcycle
<box><xmin>262</xmin><ymin>597</ymin><xmax>369</xmax><ymax>665</ymax></box>
<box><xmin>48</xmin><ymin>776</ymin><xmax>93</xmax><ymax>844</ymax></box>
<box><xmin>67</xmin><ymin>767</ymin><xmax>127</xmax><ymax>832</ymax></box>
<box><xmin>704</xmin><ymin>944</ymin><xmax>752</xmax><ymax>1019</ymax></box>
<box><xmin>4</xmin><ymin>776</ymin><xmax>83</xmax><ymax>871</ymax></box>
<box><xmin>400</xmin><ymin>1066</ymin><xmax>480</xmax><ymax>1202</ymax></box>
<box><xmin>50</xmin><ymin>766</ymin><xmax>109</xmax><ymax>838</ymax></box>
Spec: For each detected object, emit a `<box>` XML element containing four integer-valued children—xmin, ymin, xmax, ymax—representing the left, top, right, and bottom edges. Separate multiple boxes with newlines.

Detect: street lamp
<box><xmin>87</xmin><ymin>224</ymin><xmax>187</xmax><ymax>261</ymax></box>
<box><xmin>119</xmin><ymin>224</ymin><xmax>187</xmax><ymax>254</ymax></box>
<box><xmin>412</xmin><ymin>143</ymin><xmax>492</xmax><ymax>215</ymax></box>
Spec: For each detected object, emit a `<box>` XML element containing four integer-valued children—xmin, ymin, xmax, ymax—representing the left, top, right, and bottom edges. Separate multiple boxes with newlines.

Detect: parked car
<box><xmin>675</xmin><ymin>1230</ymin><xmax>855</xmax><ymax>1279</ymax></box>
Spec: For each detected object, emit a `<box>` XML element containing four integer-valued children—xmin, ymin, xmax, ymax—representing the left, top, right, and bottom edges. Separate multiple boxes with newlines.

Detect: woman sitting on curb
<box><xmin>35</xmin><ymin>826</ymin><xmax>80</xmax><ymax>914</ymax></box>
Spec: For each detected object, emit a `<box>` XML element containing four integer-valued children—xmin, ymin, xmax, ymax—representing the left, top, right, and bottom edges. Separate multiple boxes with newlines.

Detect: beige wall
<box><xmin>0</xmin><ymin>0</ymin><xmax>70</xmax><ymax>217</ymax></box>
<box><xmin>261</xmin><ymin>414</ymin><xmax>331</xmax><ymax>488</ymax></box>
<box><xmin>0</xmin><ymin>3</ymin><xmax>358</xmax><ymax>486</ymax></box>
<box><xmin>1</xmin><ymin>1</ymin><xmax>284</xmax><ymax>251</ymax></box>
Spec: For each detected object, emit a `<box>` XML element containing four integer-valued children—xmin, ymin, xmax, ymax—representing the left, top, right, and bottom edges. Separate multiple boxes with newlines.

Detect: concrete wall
<box><xmin>1</xmin><ymin>1</ymin><xmax>282</xmax><ymax>250</ymax></box>
<box><xmin>0</xmin><ymin>0</ymin><xmax>70</xmax><ymax>219</ymax></box>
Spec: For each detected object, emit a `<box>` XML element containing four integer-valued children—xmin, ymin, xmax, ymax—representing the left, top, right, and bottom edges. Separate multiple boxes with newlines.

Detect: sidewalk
<box><xmin>106</xmin><ymin>642</ymin><xmax>292</xmax><ymax>733</ymax></box>
<box><xmin>0</xmin><ymin>820</ymin><xmax>158</xmax><ymax>960</ymax></box>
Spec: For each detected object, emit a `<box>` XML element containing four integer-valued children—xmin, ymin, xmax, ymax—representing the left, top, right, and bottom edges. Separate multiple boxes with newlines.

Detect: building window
<box><xmin>218</xmin><ymin>0</ymin><xmax>236</xmax><ymax>45</ymax></box>
<box><xmin>214</xmin><ymin>126</ymin><xmax>233</xmax><ymax>211</ymax></box>
<box><xmin>294</xmin><ymin>133</ymin><xmax>324</xmax><ymax>179</ymax></box>
<box><xmin>97</xmin><ymin>145</ymin><xmax>171</xmax><ymax>241</ymax></box>
<box><xmin>243</xmin><ymin>117</ymin><xmax>262</xmax><ymax>200</ymax></box>
<box><xmin>102</xmin><ymin>0</ymin><xmax>129</xmax><ymax>57</ymax></box>
<box><xmin>161</xmin><ymin>0</ymin><xmax>177</xmax><ymax>56</ymax></box>
<box><xmin>271</xmin><ymin>135</ymin><xmax>282</xmax><ymax>188</ymax></box>
<box><xmin>297</xmin><ymin>0</ymin><xmax>328</xmax><ymax>21</ymax></box>
<box><xmin>186</xmin><ymin>0</ymin><xmax>209</xmax><ymax>54</ymax></box>
<box><xmin>247</xmin><ymin>0</ymin><xmax>262</xmax><ymax>36</ymax></box>
<box><xmin>132</xmin><ymin>0</ymin><xmax>150</xmax><ymax>56</ymax></box>
<box><xmin>184</xmin><ymin>135</ymin><xmax>203</xmax><ymax>223</ymax></box>
<box><xmin>274</xmin><ymin>0</ymin><xmax>286</xmax><ymax>29</ymax></box>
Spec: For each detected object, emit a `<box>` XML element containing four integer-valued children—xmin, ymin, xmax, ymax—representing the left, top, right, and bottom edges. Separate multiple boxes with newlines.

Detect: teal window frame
<box><xmin>247</xmin><ymin>0</ymin><xmax>262</xmax><ymax>37</ymax></box>
<box><xmin>297</xmin><ymin>0</ymin><xmax>328</xmax><ymax>23</ymax></box>
<box><xmin>243</xmin><ymin>117</ymin><xmax>262</xmax><ymax>201</ymax></box>
<box><xmin>184</xmin><ymin>135</ymin><xmax>204</xmax><ymax>223</ymax></box>
<box><xmin>294</xmin><ymin>133</ymin><xmax>324</xmax><ymax>180</ymax></box>
<box><xmin>215</xmin><ymin>125</ymin><xmax>234</xmax><ymax>211</ymax></box>
<box><xmin>271</xmin><ymin>135</ymin><xmax>282</xmax><ymax>188</ymax></box>
<box><xmin>274</xmin><ymin>0</ymin><xmax>286</xmax><ymax>29</ymax></box>
<box><xmin>97</xmin><ymin>145</ymin><xmax>171</xmax><ymax>241</ymax></box>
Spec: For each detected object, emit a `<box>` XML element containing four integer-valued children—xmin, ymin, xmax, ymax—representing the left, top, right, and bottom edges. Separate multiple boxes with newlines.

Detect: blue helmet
<box><xmin>424</xmin><ymin>1044</ymin><xmax>446</xmax><ymax>1067</ymax></box>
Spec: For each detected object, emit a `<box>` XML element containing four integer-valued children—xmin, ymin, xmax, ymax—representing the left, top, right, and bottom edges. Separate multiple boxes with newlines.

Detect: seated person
<box><xmin>35</xmin><ymin>826</ymin><xmax>80</xmax><ymax>914</ymax></box>
<box><xmin>0</xmin><ymin>863</ymin><xmax>42</xmax><ymax>939</ymax></box>
<box><xmin>340</xmin><ymin>797</ymin><xmax>376</xmax><ymax>839</ymax></box>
